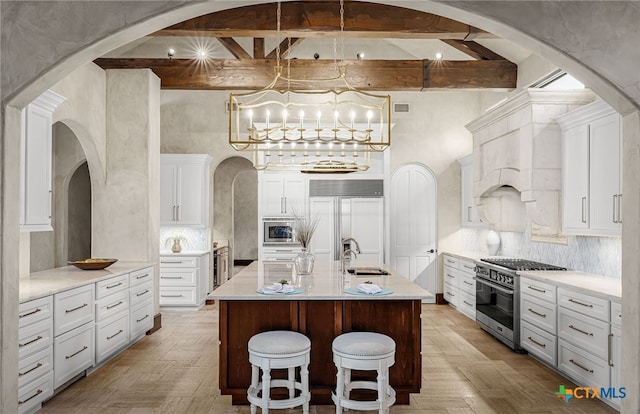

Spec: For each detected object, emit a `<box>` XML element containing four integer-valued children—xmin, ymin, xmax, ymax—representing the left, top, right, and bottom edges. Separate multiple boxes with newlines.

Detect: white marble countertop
<box><xmin>160</xmin><ymin>250</ymin><xmax>210</xmax><ymax>256</ymax></box>
<box><xmin>442</xmin><ymin>250</ymin><xmax>484</xmax><ymax>261</ymax></box>
<box><xmin>518</xmin><ymin>270</ymin><xmax>621</xmax><ymax>301</ymax></box>
<box><xmin>208</xmin><ymin>260</ymin><xmax>434</xmax><ymax>301</ymax></box>
<box><xmin>20</xmin><ymin>261</ymin><xmax>155</xmax><ymax>303</ymax></box>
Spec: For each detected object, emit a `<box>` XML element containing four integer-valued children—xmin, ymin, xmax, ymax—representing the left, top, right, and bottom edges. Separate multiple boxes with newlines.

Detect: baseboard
<box><xmin>234</xmin><ymin>259</ymin><xmax>254</xmax><ymax>266</ymax></box>
<box><xmin>435</xmin><ymin>293</ymin><xmax>448</xmax><ymax>305</ymax></box>
<box><xmin>147</xmin><ymin>313</ymin><xmax>162</xmax><ymax>335</ymax></box>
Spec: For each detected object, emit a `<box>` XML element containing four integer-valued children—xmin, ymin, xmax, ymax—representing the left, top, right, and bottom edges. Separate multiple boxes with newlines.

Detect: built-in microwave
<box><xmin>263</xmin><ymin>218</ymin><xmax>297</xmax><ymax>244</ymax></box>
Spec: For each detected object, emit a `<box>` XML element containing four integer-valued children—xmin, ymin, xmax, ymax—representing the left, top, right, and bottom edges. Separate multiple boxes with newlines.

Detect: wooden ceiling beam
<box><xmin>93</xmin><ymin>58</ymin><xmax>516</xmax><ymax>90</ymax></box>
<box><xmin>254</xmin><ymin>38</ymin><xmax>265</xmax><ymax>59</ymax></box>
<box><xmin>441</xmin><ymin>40</ymin><xmax>506</xmax><ymax>61</ymax></box>
<box><xmin>152</xmin><ymin>1</ymin><xmax>497</xmax><ymax>40</ymax></box>
<box><xmin>217</xmin><ymin>37</ymin><xmax>252</xmax><ymax>59</ymax></box>
<box><xmin>265</xmin><ymin>38</ymin><xmax>304</xmax><ymax>59</ymax></box>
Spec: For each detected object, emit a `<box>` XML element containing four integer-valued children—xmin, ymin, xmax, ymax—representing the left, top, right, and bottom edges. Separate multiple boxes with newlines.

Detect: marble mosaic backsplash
<box><xmin>159</xmin><ymin>227</ymin><xmax>209</xmax><ymax>251</ymax></box>
<box><xmin>461</xmin><ymin>227</ymin><xmax>621</xmax><ymax>279</ymax></box>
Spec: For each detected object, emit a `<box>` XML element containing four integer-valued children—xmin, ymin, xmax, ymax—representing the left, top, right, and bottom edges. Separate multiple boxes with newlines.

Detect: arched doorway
<box><xmin>67</xmin><ymin>162</ymin><xmax>91</xmax><ymax>262</ymax></box>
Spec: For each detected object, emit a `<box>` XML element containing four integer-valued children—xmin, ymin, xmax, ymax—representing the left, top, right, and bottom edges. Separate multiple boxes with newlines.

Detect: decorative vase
<box><xmin>171</xmin><ymin>237</ymin><xmax>182</xmax><ymax>253</ymax></box>
<box><xmin>485</xmin><ymin>230</ymin><xmax>501</xmax><ymax>256</ymax></box>
<box><xmin>294</xmin><ymin>248</ymin><xmax>315</xmax><ymax>275</ymax></box>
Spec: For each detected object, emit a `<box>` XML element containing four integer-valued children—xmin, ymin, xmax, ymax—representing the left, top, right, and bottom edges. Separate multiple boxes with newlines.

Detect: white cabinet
<box><xmin>260</xmin><ymin>173</ymin><xmax>307</xmax><ymax>216</ymax></box>
<box><xmin>457</xmin><ymin>155</ymin><xmax>488</xmax><ymax>229</ymax></box>
<box><xmin>129</xmin><ymin>267</ymin><xmax>154</xmax><ymax>341</ymax></box>
<box><xmin>520</xmin><ymin>277</ymin><xmax>558</xmax><ymax>366</ymax></box>
<box><xmin>160</xmin><ymin>154</ymin><xmax>212</xmax><ymax>227</ymax></box>
<box><xmin>442</xmin><ymin>255</ymin><xmax>459</xmax><ymax>309</ymax></box>
<box><xmin>609</xmin><ymin>301</ymin><xmax>622</xmax><ymax>409</ymax></box>
<box><xmin>558</xmin><ymin>100</ymin><xmax>622</xmax><ymax>236</ymax></box>
<box><xmin>20</xmin><ymin>90</ymin><xmax>65</xmax><ymax>232</ymax></box>
<box><xmin>95</xmin><ymin>274</ymin><xmax>130</xmax><ymax>365</ymax></box>
<box><xmin>261</xmin><ymin>246</ymin><xmax>303</xmax><ymax>262</ymax></box>
<box><xmin>18</xmin><ymin>296</ymin><xmax>54</xmax><ymax>414</ymax></box>
<box><xmin>159</xmin><ymin>254</ymin><xmax>210</xmax><ymax>308</ymax></box>
<box><xmin>349</xmin><ymin>198</ymin><xmax>384</xmax><ymax>262</ymax></box>
<box><xmin>442</xmin><ymin>254</ymin><xmax>476</xmax><ymax>320</ymax></box>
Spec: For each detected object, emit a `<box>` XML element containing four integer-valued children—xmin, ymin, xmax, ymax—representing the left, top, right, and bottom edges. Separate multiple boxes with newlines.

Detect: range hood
<box><xmin>466</xmin><ymin>89</ymin><xmax>596</xmax><ymax>235</ymax></box>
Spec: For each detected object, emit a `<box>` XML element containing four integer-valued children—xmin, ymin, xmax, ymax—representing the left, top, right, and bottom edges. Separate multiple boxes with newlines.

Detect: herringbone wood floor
<box><xmin>39</xmin><ymin>304</ymin><xmax>617</xmax><ymax>413</ymax></box>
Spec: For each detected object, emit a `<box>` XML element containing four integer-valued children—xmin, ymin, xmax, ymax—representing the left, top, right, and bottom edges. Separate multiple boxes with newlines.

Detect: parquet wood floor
<box><xmin>39</xmin><ymin>304</ymin><xmax>617</xmax><ymax>413</ymax></box>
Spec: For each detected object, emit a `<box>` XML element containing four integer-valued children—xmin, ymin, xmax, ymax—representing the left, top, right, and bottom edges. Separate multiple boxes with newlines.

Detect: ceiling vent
<box><xmin>394</xmin><ymin>103</ymin><xmax>410</xmax><ymax>113</ymax></box>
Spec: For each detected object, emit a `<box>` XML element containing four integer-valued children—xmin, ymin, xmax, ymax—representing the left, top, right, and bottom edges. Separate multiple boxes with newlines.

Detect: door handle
<box><xmin>427</xmin><ymin>249</ymin><xmax>435</xmax><ymax>254</ymax></box>
<box><xmin>581</xmin><ymin>197</ymin><xmax>587</xmax><ymax>223</ymax></box>
<box><xmin>613</xmin><ymin>194</ymin><xmax>618</xmax><ymax>223</ymax></box>
<box><xmin>618</xmin><ymin>193</ymin><xmax>622</xmax><ymax>224</ymax></box>
<box><xmin>467</xmin><ymin>206</ymin><xmax>471</xmax><ymax>222</ymax></box>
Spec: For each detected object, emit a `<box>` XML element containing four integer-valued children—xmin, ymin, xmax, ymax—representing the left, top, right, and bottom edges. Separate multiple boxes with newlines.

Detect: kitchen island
<box><xmin>208</xmin><ymin>260</ymin><xmax>433</xmax><ymax>405</ymax></box>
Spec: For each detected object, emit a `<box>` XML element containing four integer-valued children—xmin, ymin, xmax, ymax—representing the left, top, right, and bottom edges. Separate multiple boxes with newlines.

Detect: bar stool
<box><xmin>331</xmin><ymin>332</ymin><xmax>396</xmax><ymax>414</ymax></box>
<box><xmin>247</xmin><ymin>330</ymin><xmax>311</xmax><ymax>414</ymax></box>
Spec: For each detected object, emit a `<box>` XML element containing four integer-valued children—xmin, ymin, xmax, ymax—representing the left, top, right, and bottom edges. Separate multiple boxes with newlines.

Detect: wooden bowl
<box><xmin>68</xmin><ymin>258</ymin><xmax>118</xmax><ymax>270</ymax></box>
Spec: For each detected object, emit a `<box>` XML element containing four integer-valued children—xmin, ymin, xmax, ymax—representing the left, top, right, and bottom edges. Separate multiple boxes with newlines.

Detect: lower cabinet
<box><xmin>160</xmin><ymin>254</ymin><xmax>209</xmax><ymax>308</ymax></box>
<box><xmin>442</xmin><ymin>254</ymin><xmax>476</xmax><ymax>320</ymax></box>
<box><xmin>53</xmin><ymin>321</ymin><xmax>95</xmax><ymax>388</ymax></box>
<box><xmin>95</xmin><ymin>311</ymin><xmax>129</xmax><ymax>364</ymax></box>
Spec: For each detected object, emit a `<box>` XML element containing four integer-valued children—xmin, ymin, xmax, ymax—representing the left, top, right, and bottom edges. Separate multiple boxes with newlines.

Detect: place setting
<box><xmin>344</xmin><ymin>281</ymin><xmax>393</xmax><ymax>296</ymax></box>
<box><xmin>257</xmin><ymin>280</ymin><xmax>304</xmax><ymax>295</ymax></box>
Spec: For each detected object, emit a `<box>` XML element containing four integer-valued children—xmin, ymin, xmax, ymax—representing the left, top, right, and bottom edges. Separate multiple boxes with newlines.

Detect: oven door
<box><xmin>475</xmin><ymin>276</ymin><xmax>514</xmax><ymax>332</ymax></box>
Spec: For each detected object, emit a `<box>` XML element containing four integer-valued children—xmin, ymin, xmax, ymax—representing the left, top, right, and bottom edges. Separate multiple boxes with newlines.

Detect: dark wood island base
<box><xmin>218</xmin><ymin>299</ymin><xmax>422</xmax><ymax>405</ymax></box>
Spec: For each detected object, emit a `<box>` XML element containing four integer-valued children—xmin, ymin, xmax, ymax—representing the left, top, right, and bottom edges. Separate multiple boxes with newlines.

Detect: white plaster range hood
<box><xmin>465</xmin><ymin>89</ymin><xmax>596</xmax><ymax>235</ymax></box>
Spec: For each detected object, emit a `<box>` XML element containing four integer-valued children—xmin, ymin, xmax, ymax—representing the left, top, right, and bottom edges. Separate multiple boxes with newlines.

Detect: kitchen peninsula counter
<box><xmin>209</xmin><ymin>260</ymin><xmax>433</xmax><ymax>405</ymax></box>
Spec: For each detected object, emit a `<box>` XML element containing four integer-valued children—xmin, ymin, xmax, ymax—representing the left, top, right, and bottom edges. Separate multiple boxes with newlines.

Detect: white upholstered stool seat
<box><xmin>247</xmin><ymin>331</ymin><xmax>311</xmax><ymax>414</ymax></box>
<box><xmin>332</xmin><ymin>332</ymin><xmax>396</xmax><ymax>414</ymax></box>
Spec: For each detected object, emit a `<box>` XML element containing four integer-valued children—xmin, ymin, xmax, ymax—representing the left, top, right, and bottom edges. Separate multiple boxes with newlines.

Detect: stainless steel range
<box><xmin>474</xmin><ymin>258</ymin><xmax>566</xmax><ymax>351</ymax></box>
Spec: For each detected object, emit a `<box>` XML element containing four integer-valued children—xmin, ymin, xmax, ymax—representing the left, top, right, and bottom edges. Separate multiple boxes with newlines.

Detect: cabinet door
<box><xmin>610</xmin><ymin>324</ymin><xmax>621</xmax><ymax>398</ymax></box>
<box><xmin>261</xmin><ymin>175</ymin><xmax>285</xmax><ymax>216</ymax></box>
<box><xmin>349</xmin><ymin>198</ymin><xmax>384</xmax><ymax>262</ymax></box>
<box><xmin>283</xmin><ymin>176</ymin><xmax>306</xmax><ymax>215</ymax></box>
<box><xmin>562</xmin><ymin>124</ymin><xmax>590</xmax><ymax>232</ymax></box>
<box><xmin>589</xmin><ymin>113</ymin><xmax>621</xmax><ymax>235</ymax></box>
<box><xmin>308</xmin><ymin>197</ymin><xmax>335</xmax><ymax>261</ymax></box>
<box><xmin>159</xmin><ymin>163</ymin><xmax>177</xmax><ymax>224</ymax></box>
<box><xmin>176</xmin><ymin>162</ymin><xmax>207</xmax><ymax>226</ymax></box>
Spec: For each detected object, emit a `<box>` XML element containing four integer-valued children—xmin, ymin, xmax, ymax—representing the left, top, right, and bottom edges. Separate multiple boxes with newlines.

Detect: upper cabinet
<box><xmin>260</xmin><ymin>173</ymin><xmax>307</xmax><ymax>217</ymax></box>
<box><xmin>457</xmin><ymin>155</ymin><xmax>489</xmax><ymax>229</ymax></box>
<box><xmin>557</xmin><ymin>100</ymin><xmax>622</xmax><ymax>236</ymax></box>
<box><xmin>20</xmin><ymin>90</ymin><xmax>66</xmax><ymax>232</ymax></box>
<box><xmin>160</xmin><ymin>154</ymin><xmax>212</xmax><ymax>227</ymax></box>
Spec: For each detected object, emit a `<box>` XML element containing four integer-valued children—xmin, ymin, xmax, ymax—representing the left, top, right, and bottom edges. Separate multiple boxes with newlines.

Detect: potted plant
<box><xmin>165</xmin><ymin>233</ymin><xmax>188</xmax><ymax>253</ymax></box>
<box><xmin>292</xmin><ymin>212</ymin><xmax>320</xmax><ymax>275</ymax></box>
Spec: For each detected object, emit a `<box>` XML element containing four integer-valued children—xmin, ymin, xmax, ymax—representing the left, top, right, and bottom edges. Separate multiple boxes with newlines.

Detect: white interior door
<box><xmin>390</xmin><ymin>164</ymin><xmax>437</xmax><ymax>303</ymax></box>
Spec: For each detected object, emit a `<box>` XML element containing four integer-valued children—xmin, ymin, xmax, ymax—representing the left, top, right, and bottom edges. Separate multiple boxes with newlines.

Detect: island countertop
<box><xmin>208</xmin><ymin>260</ymin><xmax>434</xmax><ymax>301</ymax></box>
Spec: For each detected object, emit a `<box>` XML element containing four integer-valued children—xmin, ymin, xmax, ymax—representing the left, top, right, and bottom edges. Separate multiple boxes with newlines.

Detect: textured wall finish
<box><xmin>67</xmin><ymin>163</ymin><xmax>91</xmax><ymax>262</ymax></box>
<box><xmin>233</xmin><ymin>169</ymin><xmax>258</xmax><ymax>260</ymax></box>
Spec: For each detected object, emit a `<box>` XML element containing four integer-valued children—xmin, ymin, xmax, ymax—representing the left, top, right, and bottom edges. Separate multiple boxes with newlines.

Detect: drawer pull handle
<box><xmin>136</xmin><ymin>273</ymin><xmax>150</xmax><ymax>280</ymax></box>
<box><xmin>446</xmin><ymin>259</ymin><xmax>455</xmax><ymax>263</ymax></box>
<box><xmin>463</xmin><ymin>264</ymin><xmax>474</xmax><ymax>270</ymax></box>
<box><xmin>569</xmin><ymin>359</ymin><xmax>594</xmax><ymax>373</ymax></box>
<box><xmin>161</xmin><ymin>261</ymin><xmax>183</xmax><ymax>264</ymax></box>
<box><xmin>568</xmin><ymin>298</ymin><xmax>593</xmax><ymax>308</ymax></box>
<box><xmin>528</xmin><ymin>286</ymin><xmax>546</xmax><ymax>293</ymax></box>
<box><xmin>19</xmin><ymin>335</ymin><xmax>43</xmax><ymax>348</ymax></box>
<box><xmin>107</xmin><ymin>329</ymin><xmax>124</xmax><ymax>340</ymax></box>
<box><xmin>569</xmin><ymin>324</ymin><xmax>593</xmax><ymax>336</ymax></box>
<box><xmin>446</xmin><ymin>273</ymin><xmax>455</xmax><ymax>278</ymax></box>
<box><xmin>136</xmin><ymin>314</ymin><xmax>150</xmax><ymax>323</ymax></box>
<box><xmin>66</xmin><ymin>345</ymin><xmax>88</xmax><ymax>359</ymax></box>
<box><xmin>528</xmin><ymin>337</ymin><xmax>546</xmax><ymax>348</ymax></box>
<box><xmin>136</xmin><ymin>290</ymin><xmax>150</xmax><ymax>297</ymax></box>
<box><xmin>161</xmin><ymin>294</ymin><xmax>183</xmax><ymax>298</ymax></box>
<box><xmin>608</xmin><ymin>333</ymin><xmax>614</xmax><ymax>367</ymax></box>
<box><xmin>19</xmin><ymin>308</ymin><xmax>42</xmax><ymax>319</ymax></box>
<box><xmin>446</xmin><ymin>291</ymin><xmax>455</xmax><ymax>296</ymax></box>
<box><xmin>528</xmin><ymin>308</ymin><xmax>547</xmax><ymax>318</ymax></box>
<box><xmin>65</xmin><ymin>303</ymin><xmax>88</xmax><ymax>313</ymax></box>
<box><xmin>18</xmin><ymin>362</ymin><xmax>43</xmax><ymax>377</ymax></box>
<box><xmin>463</xmin><ymin>301</ymin><xmax>473</xmax><ymax>307</ymax></box>
<box><xmin>106</xmin><ymin>282</ymin><xmax>123</xmax><ymax>289</ymax></box>
<box><xmin>463</xmin><ymin>280</ymin><xmax>474</xmax><ymax>286</ymax></box>
<box><xmin>161</xmin><ymin>276</ymin><xmax>183</xmax><ymax>279</ymax></box>
<box><xmin>18</xmin><ymin>389</ymin><xmax>43</xmax><ymax>405</ymax></box>
<box><xmin>106</xmin><ymin>301</ymin><xmax>124</xmax><ymax>310</ymax></box>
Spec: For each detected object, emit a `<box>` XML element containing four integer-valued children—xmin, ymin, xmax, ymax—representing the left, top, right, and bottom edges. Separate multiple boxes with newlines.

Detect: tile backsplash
<box><xmin>160</xmin><ymin>227</ymin><xmax>209</xmax><ymax>251</ymax></box>
<box><xmin>461</xmin><ymin>225</ymin><xmax>621</xmax><ymax>278</ymax></box>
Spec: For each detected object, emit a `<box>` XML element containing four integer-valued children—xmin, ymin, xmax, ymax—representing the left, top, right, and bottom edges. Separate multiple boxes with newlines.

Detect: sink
<box><xmin>347</xmin><ymin>267</ymin><xmax>390</xmax><ymax>276</ymax></box>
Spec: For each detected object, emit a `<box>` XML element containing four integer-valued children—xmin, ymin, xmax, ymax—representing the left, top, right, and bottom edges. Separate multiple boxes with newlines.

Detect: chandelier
<box><xmin>228</xmin><ymin>1</ymin><xmax>391</xmax><ymax>172</ymax></box>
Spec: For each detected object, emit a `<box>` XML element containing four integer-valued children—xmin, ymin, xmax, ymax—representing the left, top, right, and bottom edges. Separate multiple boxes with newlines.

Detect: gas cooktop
<box><xmin>480</xmin><ymin>258</ymin><xmax>567</xmax><ymax>271</ymax></box>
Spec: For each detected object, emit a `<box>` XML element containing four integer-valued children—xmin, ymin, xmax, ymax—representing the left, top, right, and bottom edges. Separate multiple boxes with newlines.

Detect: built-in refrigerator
<box><xmin>308</xmin><ymin>179</ymin><xmax>384</xmax><ymax>263</ymax></box>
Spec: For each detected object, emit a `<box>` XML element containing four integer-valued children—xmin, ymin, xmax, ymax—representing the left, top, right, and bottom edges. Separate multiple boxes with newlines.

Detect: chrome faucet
<box><xmin>341</xmin><ymin>238</ymin><xmax>362</xmax><ymax>273</ymax></box>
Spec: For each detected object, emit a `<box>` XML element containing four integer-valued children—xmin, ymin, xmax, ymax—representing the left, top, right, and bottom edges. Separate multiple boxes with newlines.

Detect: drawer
<box><xmin>521</xmin><ymin>320</ymin><xmax>557</xmax><ymax>367</ymax></box>
<box><xmin>160</xmin><ymin>256</ymin><xmax>197</xmax><ymax>268</ymax></box>
<box><xmin>444</xmin><ymin>282</ymin><xmax>459</xmax><ymax>308</ymax></box>
<box><xmin>130</xmin><ymin>280</ymin><xmax>153</xmax><ymax>306</ymax></box>
<box><xmin>558</xmin><ymin>307</ymin><xmax>609</xmax><ymax>359</ymax></box>
<box><xmin>443</xmin><ymin>267</ymin><xmax>458</xmax><ymax>285</ymax></box>
<box><xmin>558</xmin><ymin>287</ymin><xmax>609</xmax><ymax>321</ymax></box>
<box><xmin>54</xmin><ymin>322</ymin><xmax>94</xmax><ymax>388</ymax></box>
<box><xmin>96</xmin><ymin>274</ymin><xmax>129</xmax><ymax>300</ymax></box>
<box><xmin>558</xmin><ymin>338</ymin><xmax>609</xmax><ymax>390</ymax></box>
<box><xmin>96</xmin><ymin>310</ymin><xmax>129</xmax><ymax>364</ymax></box>
<box><xmin>159</xmin><ymin>269</ymin><xmax>198</xmax><ymax>286</ymax></box>
<box><xmin>54</xmin><ymin>284</ymin><xmax>95</xmax><ymax>337</ymax></box>
<box><xmin>458</xmin><ymin>273</ymin><xmax>476</xmax><ymax>295</ymax></box>
<box><xmin>611</xmin><ymin>301</ymin><xmax>622</xmax><ymax>327</ymax></box>
<box><xmin>159</xmin><ymin>287</ymin><xmax>198</xmax><ymax>306</ymax></box>
<box><xmin>457</xmin><ymin>290</ymin><xmax>475</xmax><ymax>320</ymax></box>
<box><xmin>520</xmin><ymin>277</ymin><xmax>556</xmax><ymax>303</ymax></box>
<box><xmin>521</xmin><ymin>294</ymin><xmax>557</xmax><ymax>334</ymax></box>
<box><xmin>443</xmin><ymin>255</ymin><xmax>459</xmax><ymax>268</ymax></box>
<box><xmin>19</xmin><ymin>296</ymin><xmax>53</xmax><ymax>329</ymax></box>
<box><xmin>19</xmin><ymin>318</ymin><xmax>53</xmax><ymax>360</ymax></box>
<box><xmin>130</xmin><ymin>298</ymin><xmax>154</xmax><ymax>341</ymax></box>
<box><xmin>95</xmin><ymin>289</ymin><xmax>129</xmax><ymax>322</ymax></box>
<box><xmin>18</xmin><ymin>346</ymin><xmax>53</xmax><ymax>389</ymax></box>
<box><xmin>458</xmin><ymin>259</ymin><xmax>476</xmax><ymax>276</ymax></box>
<box><xmin>18</xmin><ymin>370</ymin><xmax>53</xmax><ymax>414</ymax></box>
<box><xmin>130</xmin><ymin>266</ymin><xmax>154</xmax><ymax>287</ymax></box>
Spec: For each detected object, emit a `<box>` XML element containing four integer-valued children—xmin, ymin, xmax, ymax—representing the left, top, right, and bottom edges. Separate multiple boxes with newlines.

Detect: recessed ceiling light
<box><xmin>435</xmin><ymin>52</ymin><xmax>443</xmax><ymax>60</ymax></box>
<box><xmin>167</xmin><ymin>48</ymin><xmax>175</xmax><ymax>59</ymax></box>
<box><xmin>197</xmin><ymin>48</ymin><xmax>209</xmax><ymax>60</ymax></box>
<box><xmin>356</xmin><ymin>52</ymin><xmax>365</xmax><ymax>60</ymax></box>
